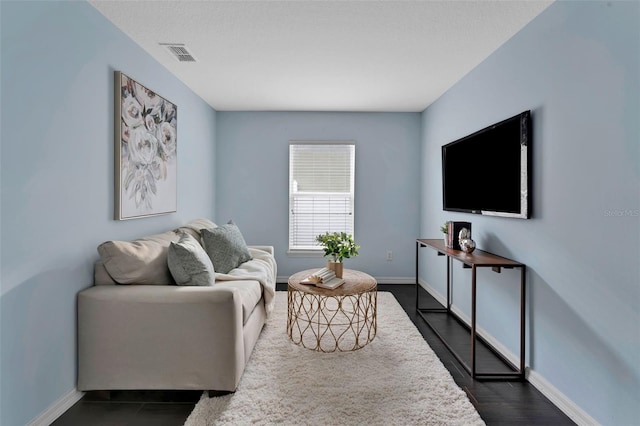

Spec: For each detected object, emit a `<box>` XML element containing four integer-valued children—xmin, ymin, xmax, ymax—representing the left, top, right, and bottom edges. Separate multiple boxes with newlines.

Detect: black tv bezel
<box><xmin>441</xmin><ymin>110</ymin><xmax>531</xmax><ymax>219</ymax></box>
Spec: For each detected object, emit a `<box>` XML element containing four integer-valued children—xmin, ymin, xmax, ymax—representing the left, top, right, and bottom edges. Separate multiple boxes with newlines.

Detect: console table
<box><xmin>416</xmin><ymin>239</ymin><xmax>526</xmax><ymax>380</ymax></box>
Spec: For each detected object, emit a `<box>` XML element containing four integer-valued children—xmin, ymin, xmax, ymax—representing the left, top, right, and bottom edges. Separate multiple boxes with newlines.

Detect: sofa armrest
<box><xmin>248</xmin><ymin>245</ymin><xmax>274</xmax><ymax>255</ymax></box>
<box><xmin>78</xmin><ymin>285</ymin><xmax>245</xmax><ymax>391</ymax></box>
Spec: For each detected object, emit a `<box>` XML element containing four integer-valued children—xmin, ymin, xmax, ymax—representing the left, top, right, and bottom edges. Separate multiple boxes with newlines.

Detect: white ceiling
<box><xmin>89</xmin><ymin>0</ymin><xmax>553</xmax><ymax>112</ymax></box>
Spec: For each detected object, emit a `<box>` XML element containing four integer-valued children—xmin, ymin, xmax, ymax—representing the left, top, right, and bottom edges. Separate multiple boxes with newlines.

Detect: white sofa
<box><xmin>77</xmin><ymin>219</ymin><xmax>276</xmax><ymax>392</ymax></box>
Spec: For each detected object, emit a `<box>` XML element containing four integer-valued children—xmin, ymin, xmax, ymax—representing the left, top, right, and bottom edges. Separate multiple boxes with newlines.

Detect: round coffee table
<box><xmin>287</xmin><ymin>268</ymin><xmax>377</xmax><ymax>352</ymax></box>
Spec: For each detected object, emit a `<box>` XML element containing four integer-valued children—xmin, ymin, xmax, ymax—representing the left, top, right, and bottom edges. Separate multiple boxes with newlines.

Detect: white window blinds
<box><xmin>289</xmin><ymin>142</ymin><xmax>355</xmax><ymax>252</ymax></box>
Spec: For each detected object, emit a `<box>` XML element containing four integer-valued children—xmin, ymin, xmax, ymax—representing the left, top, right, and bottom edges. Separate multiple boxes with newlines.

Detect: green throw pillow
<box><xmin>201</xmin><ymin>223</ymin><xmax>252</xmax><ymax>274</ymax></box>
<box><xmin>167</xmin><ymin>233</ymin><xmax>215</xmax><ymax>286</ymax></box>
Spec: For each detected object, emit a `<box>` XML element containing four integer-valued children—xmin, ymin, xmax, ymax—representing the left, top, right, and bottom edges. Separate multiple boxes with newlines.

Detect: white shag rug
<box><xmin>184</xmin><ymin>291</ymin><xmax>485</xmax><ymax>426</ymax></box>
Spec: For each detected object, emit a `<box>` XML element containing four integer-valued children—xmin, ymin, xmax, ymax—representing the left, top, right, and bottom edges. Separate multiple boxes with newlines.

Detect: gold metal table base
<box><xmin>287</xmin><ymin>269</ymin><xmax>377</xmax><ymax>352</ymax></box>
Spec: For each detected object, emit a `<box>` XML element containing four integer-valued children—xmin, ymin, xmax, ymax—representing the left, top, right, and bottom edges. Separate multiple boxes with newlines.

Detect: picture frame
<box><xmin>114</xmin><ymin>71</ymin><xmax>177</xmax><ymax>220</ymax></box>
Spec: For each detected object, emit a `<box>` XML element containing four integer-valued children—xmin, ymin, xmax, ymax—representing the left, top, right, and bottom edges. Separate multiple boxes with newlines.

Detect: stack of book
<box><xmin>300</xmin><ymin>267</ymin><xmax>345</xmax><ymax>289</ymax></box>
<box><xmin>447</xmin><ymin>221</ymin><xmax>472</xmax><ymax>250</ymax></box>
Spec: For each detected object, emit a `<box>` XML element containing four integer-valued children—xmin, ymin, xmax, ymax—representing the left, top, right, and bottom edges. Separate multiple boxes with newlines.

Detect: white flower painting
<box><xmin>115</xmin><ymin>72</ymin><xmax>177</xmax><ymax>220</ymax></box>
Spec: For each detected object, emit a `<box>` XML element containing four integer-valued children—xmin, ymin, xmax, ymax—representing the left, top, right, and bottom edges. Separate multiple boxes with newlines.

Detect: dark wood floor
<box><xmin>52</xmin><ymin>284</ymin><xmax>575</xmax><ymax>426</ymax></box>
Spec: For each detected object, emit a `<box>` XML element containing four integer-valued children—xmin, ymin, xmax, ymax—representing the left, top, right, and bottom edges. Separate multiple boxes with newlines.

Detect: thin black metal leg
<box><xmin>471</xmin><ymin>265</ymin><xmax>477</xmax><ymax>378</ymax></box>
<box><xmin>415</xmin><ymin>241</ymin><xmax>420</xmax><ymax>310</ymax></box>
<box><xmin>520</xmin><ymin>266</ymin><xmax>526</xmax><ymax>377</ymax></box>
<box><xmin>446</xmin><ymin>257</ymin><xmax>451</xmax><ymax>311</ymax></box>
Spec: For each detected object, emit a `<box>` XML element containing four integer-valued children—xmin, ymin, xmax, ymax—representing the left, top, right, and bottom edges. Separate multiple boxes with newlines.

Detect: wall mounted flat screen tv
<box><xmin>442</xmin><ymin>110</ymin><xmax>531</xmax><ymax>219</ymax></box>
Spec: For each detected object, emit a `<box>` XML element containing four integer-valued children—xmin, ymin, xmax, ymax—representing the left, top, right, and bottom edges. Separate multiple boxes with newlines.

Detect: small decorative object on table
<box><xmin>440</xmin><ymin>221</ymin><xmax>450</xmax><ymax>247</ymax></box>
<box><xmin>458</xmin><ymin>227</ymin><xmax>470</xmax><ymax>241</ymax></box>
<box><xmin>458</xmin><ymin>227</ymin><xmax>475</xmax><ymax>253</ymax></box>
<box><xmin>448</xmin><ymin>221</ymin><xmax>472</xmax><ymax>250</ymax></box>
<box><xmin>459</xmin><ymin>238</ymin><xmax>476</xmax><ymax>253</ymax></box>
<box><xmin>300</xmin><ymin>267</ymin><xmax>345</xmax><ymax>289</ymax></box>
<box><xmin>315</xmin><ymin>232</ymin><xmax>360</xmax><ymax>278</ymax></box>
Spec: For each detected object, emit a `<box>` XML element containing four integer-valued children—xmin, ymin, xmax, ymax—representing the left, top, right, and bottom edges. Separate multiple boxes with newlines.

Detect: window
<box><xmin>289</xmin><ymin>141</ymin><xmax>355</xmax><ymax>253</ymax></box>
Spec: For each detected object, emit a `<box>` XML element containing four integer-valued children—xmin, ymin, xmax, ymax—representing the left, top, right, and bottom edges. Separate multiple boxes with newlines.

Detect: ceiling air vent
<box><xmin>161</xmin><ymin>43</ymin><xmax>197</xmax><ymax>62</ymax></box>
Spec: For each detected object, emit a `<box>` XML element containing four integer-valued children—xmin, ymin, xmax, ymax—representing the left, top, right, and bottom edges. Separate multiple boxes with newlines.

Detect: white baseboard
<box><xmin>27</xmin><ymin>388</ymin><xmax>84</xmax><ymax>426</ymax></box>
<box><xmin>374</xmin><ymin>277</ymin><xmax>415</xmax><ymax>284</ymax></box>
<box><xmin>418</xmin><ymin>278</ymin><xmax>600</xmax><ymax>426</ymax></box>
<box><xmin>526</xmin><ymin>369</ymin><xmax>600</xmax><ymax>426</ymax></box>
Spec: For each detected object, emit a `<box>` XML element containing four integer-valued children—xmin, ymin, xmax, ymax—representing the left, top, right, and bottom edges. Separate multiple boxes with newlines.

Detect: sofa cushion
<box><xmin>201</xmin><ymin>224</ymin><xmax>252</xmax><ymax>274</ymax></box>
<box><xmin>94</xmin><ymin>261</ymin><xmax>118</xmax><ymax>285</ymax></box>
<box><xmin>176</xmin><ymin>218</ymin><xmax>217</xmax><ymax>241</ymax></box>
<box><xmin>167</xmin><ymin>233</ymin><xmax>215</xmax><ymax>286</ymax></box>
<box><xmin>97</xmin><ymin>230</ymin><xmax>180</xmax><ymax>285</ymax></box>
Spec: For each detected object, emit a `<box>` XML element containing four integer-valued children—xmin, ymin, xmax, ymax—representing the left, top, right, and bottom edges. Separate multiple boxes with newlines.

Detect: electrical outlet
<box><xmin>386</xmin><ymin>250</ymin><xmax>393</xmax><ymax>261</ymax></box>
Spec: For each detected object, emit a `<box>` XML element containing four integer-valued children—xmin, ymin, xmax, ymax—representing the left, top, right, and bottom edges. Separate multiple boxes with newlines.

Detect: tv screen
<box><xmin>442</xmin><ymin>110</ymin><xmax>531</xmax><ymax>219</ymax></box>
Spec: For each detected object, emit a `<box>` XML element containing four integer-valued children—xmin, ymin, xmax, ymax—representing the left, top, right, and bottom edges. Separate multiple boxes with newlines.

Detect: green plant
<box><xmin>440</xmin><ymin>221</ymin><xmax>449</xmax><ymax>234</ymax></box>
<box><xmin>315</xmin><ymin>232</ymin><xmax>360</xmax><ymax>263</ymax></box>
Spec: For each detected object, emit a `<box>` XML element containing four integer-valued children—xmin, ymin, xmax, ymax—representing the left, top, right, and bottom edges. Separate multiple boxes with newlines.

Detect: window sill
<box><xmin>287</xmin><ymin>250</ymin><xmax>325</xmax><ymax>257</ymax></box>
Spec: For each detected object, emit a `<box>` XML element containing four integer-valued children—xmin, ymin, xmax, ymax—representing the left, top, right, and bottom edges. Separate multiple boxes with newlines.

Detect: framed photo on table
<box><xmin>114</xmin><ymin>71</ymin><xmax>177</xmax><ymax>220</ymax></box>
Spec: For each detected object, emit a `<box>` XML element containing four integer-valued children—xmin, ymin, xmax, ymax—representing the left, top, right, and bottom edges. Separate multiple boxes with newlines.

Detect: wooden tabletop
<box><xmin>417</xmin><ymin>239</ymin><xmax>524</xmax><ymax>267</ymax></box>
<box><xmin>288</xmin><ymin>268</ymin><xmax>377</xmax><ymax>296</ymax></box>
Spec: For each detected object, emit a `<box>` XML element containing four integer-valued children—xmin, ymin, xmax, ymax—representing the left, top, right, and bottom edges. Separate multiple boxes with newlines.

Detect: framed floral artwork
<box><xmin>114</xmin><ymin>71</ymin><xmax>177</xmax><ymax>220</ymax></box>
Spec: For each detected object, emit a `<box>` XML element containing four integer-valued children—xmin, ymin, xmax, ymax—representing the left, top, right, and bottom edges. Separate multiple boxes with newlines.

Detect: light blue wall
<box><xmin>2</xmin><ymin>1</ymin><xmax>637</xmax><ymax>425</ymax></box>
<box><xmin>420</xmin><ymin>1</ymin><xmax>639</xmax><ymax>425</ymax></box>
<box><xmin>216</xmin><ymin>112</ymin><xmax>421</xmax><ymax>279</ymax></box>
<box><xmin>0</xmin><ymin>2</ymin><xmax>217</xmax><ymax>425</ymax></box>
